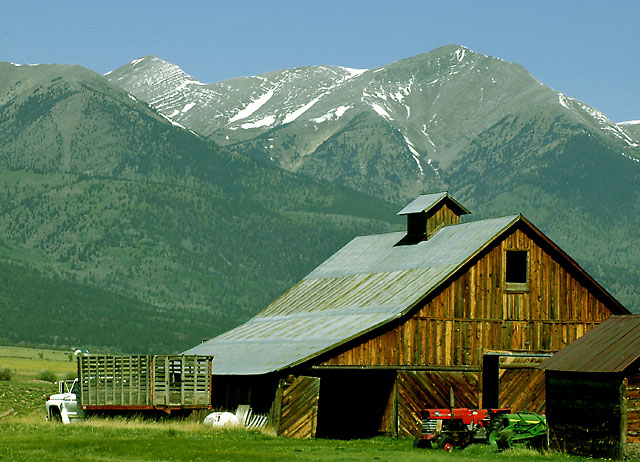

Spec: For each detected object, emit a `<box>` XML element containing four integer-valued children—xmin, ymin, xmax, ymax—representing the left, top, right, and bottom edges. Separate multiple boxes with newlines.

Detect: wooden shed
<box><xmin>540</xmin><ymin>315</ymin><xmax>640</xmax><ymax>459</ymax></box>
<box><xmin>185</xmin><ymin>192</ymin><xmax>629</xmax><ymax>438</ymax></box>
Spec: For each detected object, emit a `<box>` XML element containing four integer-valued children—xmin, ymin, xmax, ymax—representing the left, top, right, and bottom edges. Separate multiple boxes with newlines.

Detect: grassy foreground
<box><xmin>0</xmin><ymin>416</ymin><xmax>602</xmax><ymax>462</ymax></box>
<box><xmin>0</xmin><ymin>347</ymin><xmax>606</xmax><ymax>462</ymax></box>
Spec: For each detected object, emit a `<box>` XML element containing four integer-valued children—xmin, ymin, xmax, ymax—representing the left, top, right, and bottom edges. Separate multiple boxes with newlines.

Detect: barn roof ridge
<box><xmin>184</xmin><ymin>200</ymin><xmax>627</xmax><ymax>375</ymax></box>
<box><xmin>397</xmin><ymin>191</ymin><xmax>470</xmax><ymax>216</ymax></box>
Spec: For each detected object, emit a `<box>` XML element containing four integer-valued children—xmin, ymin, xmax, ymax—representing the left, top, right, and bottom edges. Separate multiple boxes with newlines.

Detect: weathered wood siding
<box><xmin>320</xmin><ymin>226</ymin><xmax>612</xmax><ymax>369</ymax></box>
<box><xmin>546</xmin><ymin>371</ymin><xmax>625</xmax><ymax>459</ymax></box>
<box><xmin>270</xmin><ymin>376</ymin><xmax>320</xmax><ymax>439</ymax></box>
<box><xmin>628</xmin><ymin>372</ymin><xmax>640</xmax><ymax>444</ymax></box>
<box><xmin>396</xmin><ymin>371</ymin><xmax>479</xmax><ymax>436</ymax></box>
<box><xmin>426</xmin><ymin>203</ymin><xmax>461</xmax><ymax>236</ymax></box>
<box><xmin>498</xmin><ymin>356</ymin><xmax>546</xmax><ymax>413</ymax></box>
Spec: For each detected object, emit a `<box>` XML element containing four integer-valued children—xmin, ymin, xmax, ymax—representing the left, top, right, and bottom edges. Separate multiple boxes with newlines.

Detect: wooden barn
<box><xmin>540</xmin><ymin>315</ymin><xmax>640</xmax><ymax>460</ymax></box>
<box><xmin>184</xmin><ymin>192</ymin><xmax>629</xmax><ymax>438</ymax></box>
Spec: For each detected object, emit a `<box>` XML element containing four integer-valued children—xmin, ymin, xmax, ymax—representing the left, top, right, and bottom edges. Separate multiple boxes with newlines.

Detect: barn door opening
<box><xmin>314</xmin><ymin>370</ymin><xmax>395</xmax><ymax>439</ymax></box>
<box><xmin>482</xmin><ymin>354</ymin><xmax>500</xmax><ymax>409</ymax></box>
<box><xmin>482</xmin><ymin>353</ymin><xmax>550</xmax><ymax>413</ymax></box>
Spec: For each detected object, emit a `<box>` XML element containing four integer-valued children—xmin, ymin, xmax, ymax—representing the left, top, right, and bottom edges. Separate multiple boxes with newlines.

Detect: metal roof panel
<box><xmin>184</xmin><ymin>216</ymin><xmax>518</xmax><ymax>375</ymax></box>
<box><xmin>540</xmin><ymin>315</ymin><xmax>640</xmax><ymax>373</ymax></box>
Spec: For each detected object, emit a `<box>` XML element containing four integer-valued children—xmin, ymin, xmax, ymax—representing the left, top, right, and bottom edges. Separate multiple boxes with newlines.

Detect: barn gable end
<box><xmin>313</xmin><ymin>222</ymin><xmax>621</xmax><ymax>436</ymax></box>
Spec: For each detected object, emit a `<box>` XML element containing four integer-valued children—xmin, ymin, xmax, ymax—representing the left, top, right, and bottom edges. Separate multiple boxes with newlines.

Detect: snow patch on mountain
<box><xmin>240</xmin><ymin>115</ymin><xmax>276</xmax><ymax>129</ymax></box>
<box><xmin>182</xmin><ymin>102</ymin><xmax>196</xmax><ymax>113</ymax></box>
<box><xmin>427</xmin><ymin>158</ymin><xmax>440</xmax><ymax>177</ymax></box>
<box><xmin>311</xmin><ymin>105</ymin><xmax>352</xmax><ymax>123</ymax></box>
<box><xmin>421</xmin><ymin>125</ymin><xmax>436</xmax><ymax>149</ymax></box>
<box><xmin>606</xmin><ymin>126</ymin><xmax>639</xmax><ymax>147</ymax></box>
<box><xmin>229</xmin><ymin>88</ymin><xmax>275</xmax><ymax>123</ymax></box>
<box><xmin>618</xmin><ymin>120</ymin><xmax>640</xmax><ymax>126</ymax></box>
<box><xmin>403</xmin><ymin>135</ymin><xmax>423</xmax><ymax>175</ymax></box>
<box><xmin>283</xmin><ymin>94</ymin><xmax>324</xmax><ymax>124</ymax></box>
<box><xmin>160</xmin><ymin>112</ymin><xmax>187</xmax><ymax>129</ymax></box>
<box><xmin>577</xmin><ymin>102</ymin><xmax>639</xmax><ymax>147</ymax></box>
<box><xmin>342</xmin><ymin>67</ymin><xmax>368</xmax><ymax>78</ymax></box>
<box><xmin>390</xmin><ymin>77</ymin><xmax>413</xmax><ymax>102</ymax></box>
<box><xmin>558</xmin><ymin>93</ymin><xmax>570</xmax><ymax>109</ymax></box>
<box><xmin>370</xmin><ymin>102</ymin><xmax>392</xmax><ymax>120</ymax></box>
<box><xmin>621</xmin><ymin>152</ymin><xmax>640</xmax><ymax>163</ymax></box>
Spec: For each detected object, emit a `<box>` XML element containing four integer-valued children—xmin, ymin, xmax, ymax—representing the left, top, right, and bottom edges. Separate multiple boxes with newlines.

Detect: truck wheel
<box><xmin>438</xmin><ymin>436</ymin><xmax>454</xmax><ymax>452</ymax></box>
<box><xmin>49</xmin><ymin>407</ymin><xmax>62</xmax><ymax>422</ymax></box>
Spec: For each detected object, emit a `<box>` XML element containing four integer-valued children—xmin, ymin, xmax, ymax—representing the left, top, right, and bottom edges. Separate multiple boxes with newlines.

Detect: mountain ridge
<box><xmin>106</xmin><ymin>45</ymin><xmax>639</xmax><ymax>199</ymax></box>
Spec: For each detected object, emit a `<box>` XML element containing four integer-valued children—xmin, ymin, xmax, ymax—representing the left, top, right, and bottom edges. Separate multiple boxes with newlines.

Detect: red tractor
<box><xmin>414</xmin><ymin>408</ymin><xmax>511</xmax><ymax>451</ymax></box>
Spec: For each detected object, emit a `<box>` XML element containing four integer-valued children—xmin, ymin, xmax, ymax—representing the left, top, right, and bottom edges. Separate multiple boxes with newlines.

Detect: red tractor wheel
<box><xmin>437</xmin><ymin>436</ymin><xmax>454</xmax><ymax>452</ymax></box>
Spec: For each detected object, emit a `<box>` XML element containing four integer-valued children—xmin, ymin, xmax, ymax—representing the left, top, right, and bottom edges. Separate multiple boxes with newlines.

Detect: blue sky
<box><xmin>2</xmin><ymin>0</ymin><xmax>638</xmax><ymax>122</ymax></box>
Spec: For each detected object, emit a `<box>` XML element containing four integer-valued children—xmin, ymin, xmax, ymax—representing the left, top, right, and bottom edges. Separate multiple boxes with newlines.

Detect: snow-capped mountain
<box><xmin>106</xmin><ymin>55</ymin><xmax>364</xmax><ymax>138</ymax></box>
<box><xmin>107</xmin><ymin>45</ymin><xmax>639</xmax><ymax>203</ymax></box>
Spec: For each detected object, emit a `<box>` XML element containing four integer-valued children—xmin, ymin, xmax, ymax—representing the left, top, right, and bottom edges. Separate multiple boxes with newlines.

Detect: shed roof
<box><xmin>184</xmin><ymin>213</ymin><xmax>628</xmax><ymax>375</ymax></box>
<box><xmin>539</xmin><ymin>315</ymin><xmax>640</xmax><ymax>373</ymax></box>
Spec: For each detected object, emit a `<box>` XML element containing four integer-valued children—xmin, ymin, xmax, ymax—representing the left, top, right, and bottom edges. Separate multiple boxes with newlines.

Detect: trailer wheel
<box><xmin>437</xmin><ymin>436</ymin><xmax>454</xmax><ymax>452</ymax></box>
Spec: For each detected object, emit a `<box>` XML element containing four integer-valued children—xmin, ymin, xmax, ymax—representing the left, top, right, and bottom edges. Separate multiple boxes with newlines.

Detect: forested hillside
<box><xmin>0</xmin><ymin>62</ymin><xmax>401</xmax><ymax>352</ymax></box>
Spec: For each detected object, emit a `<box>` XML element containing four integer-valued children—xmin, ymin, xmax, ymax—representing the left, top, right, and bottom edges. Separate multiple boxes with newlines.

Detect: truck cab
<box><xmin>46</xmin><ymin>379</ymin><xmax>84</xmax><ymax>423</ymax></box>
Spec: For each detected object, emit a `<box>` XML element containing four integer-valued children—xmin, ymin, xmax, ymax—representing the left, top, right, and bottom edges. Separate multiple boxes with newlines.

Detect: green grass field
<box><xmin>0</xmin><ymin>345</ymin><xmax>77</xmax><ymax>381</ymax></box>
<box><xmin>0</xmin><ymin>416</ymin><xmax>604</xmax><ymax>462</ymax></box>
<box><xmin>0</xmin><ymin>346</ymin><xmax>608</xmax><ymax>462</ymax></box>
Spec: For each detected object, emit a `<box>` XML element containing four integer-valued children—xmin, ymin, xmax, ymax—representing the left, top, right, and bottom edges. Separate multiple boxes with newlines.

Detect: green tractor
<box><xmin>489</xmin><ymin>412</ymin><xmax>548</xmax><ymax>450</ymax></box>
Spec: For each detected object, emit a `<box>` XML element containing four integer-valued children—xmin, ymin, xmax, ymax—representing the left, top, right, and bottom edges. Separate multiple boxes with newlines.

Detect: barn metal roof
<box><xmin>397</xmin><ymin>192</ymin><xmax>470</xmax><ymax>216</ymax></box>
<box><xmin>184</xmin><ymin>215</ymin><xmax>519</xmax><ymax>375</ymax></box>
<box><xmin>539</xmin><ymin>315</ymin><xmax>640</xmax><ymax>373</ymax></box>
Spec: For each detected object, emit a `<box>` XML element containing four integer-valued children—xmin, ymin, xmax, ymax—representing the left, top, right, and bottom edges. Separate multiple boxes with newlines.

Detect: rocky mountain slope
<box><xmin>107</xmin><ymin>45</ymin><xmax>639</xmax><ymax>201</ymax></box>
<box><xmin>107</xmin><ymin>45</ymin><xmax>640</xmax><ymax>312</ymax></box>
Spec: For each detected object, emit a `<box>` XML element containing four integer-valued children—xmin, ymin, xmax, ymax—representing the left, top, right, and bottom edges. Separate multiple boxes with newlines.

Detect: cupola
<box><xmin>397</xmin><ymin>192</ymin><xmax>470</xmax><ymax>242</ymax></box>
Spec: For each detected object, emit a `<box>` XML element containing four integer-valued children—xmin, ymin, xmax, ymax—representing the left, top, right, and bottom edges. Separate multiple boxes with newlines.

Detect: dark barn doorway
<box><xmin>314</xmin><ymin>370</ymin><xmax>395</xmax><ymax>439</ymax></box>
<box><xmin>482</xmin><ymin>352</ymin><xmax>550</xmax><ymax>413</ymax></box>
<box><xmin>482</xmin><ymin>354</ymin><xmax>500</xmax><ymax>408</ymax></box>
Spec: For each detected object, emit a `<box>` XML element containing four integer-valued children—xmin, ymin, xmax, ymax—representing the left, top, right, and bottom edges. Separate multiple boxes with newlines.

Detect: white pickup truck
<box><xmin>46</xmin><ymin>379</ymin><xmax>84</xmax><ymax>424</ymax></box>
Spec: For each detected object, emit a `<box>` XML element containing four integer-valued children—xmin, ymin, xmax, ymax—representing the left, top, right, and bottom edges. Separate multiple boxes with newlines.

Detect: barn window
<box><xmin>505</xmin><ymin>250</ymin><xmax>529</xmax><ymax>291</ymax></box>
